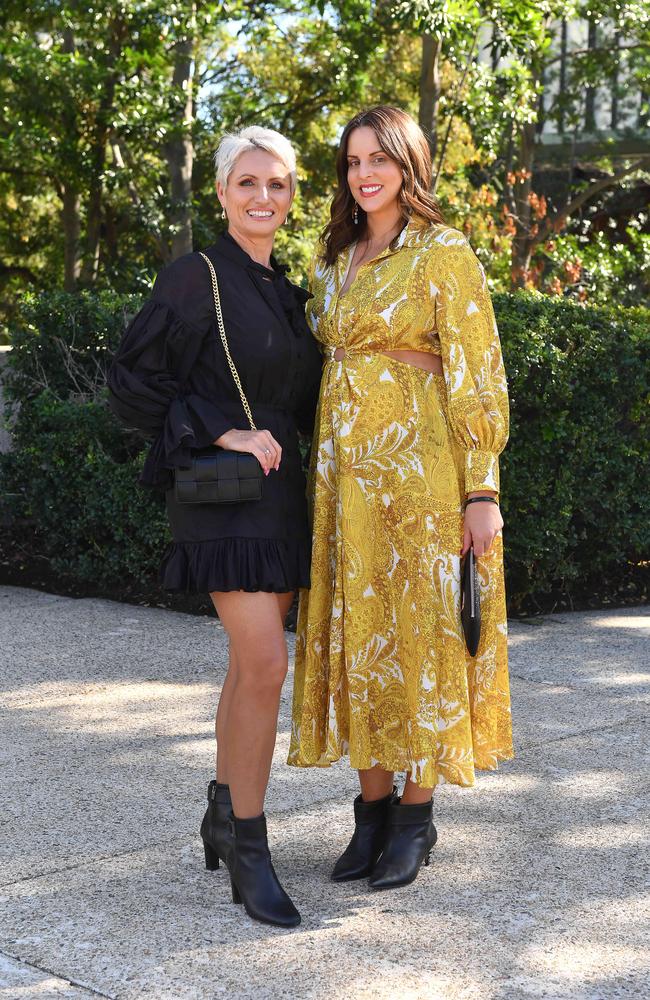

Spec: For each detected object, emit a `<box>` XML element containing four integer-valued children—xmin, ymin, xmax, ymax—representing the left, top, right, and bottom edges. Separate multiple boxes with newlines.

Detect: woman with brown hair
<box><xmin>289</xmin><ymin>106</ymin><xmax>514</xmax><ymax>889</ymax></box>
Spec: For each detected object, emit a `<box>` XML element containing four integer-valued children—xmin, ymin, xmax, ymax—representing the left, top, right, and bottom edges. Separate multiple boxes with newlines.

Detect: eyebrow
<box><xmin>234</xmin><ymin>173</ymin><xmax>288</xmax><ymax>180</ymax></box>
<box><xmin>347</xmin><ymin>150</ymin><xmax>384</xmax><ymax>158</ymax></box>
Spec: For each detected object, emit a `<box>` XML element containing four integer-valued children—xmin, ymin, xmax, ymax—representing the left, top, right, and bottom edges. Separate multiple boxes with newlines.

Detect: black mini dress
<box><xmin>108</xmin><ymin>233</ymin><xmax>323</xmax><ymax>593</ymax></box>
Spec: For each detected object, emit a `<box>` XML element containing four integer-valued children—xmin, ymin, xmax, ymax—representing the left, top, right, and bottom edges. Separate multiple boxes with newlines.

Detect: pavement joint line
<box><xmin>0</xmin><ymin>948</ymin><xmax>115</xmax><ymax>998</ymax></box>
<box><xmin>4</xmin><ymin>710</ymin><xmax>648</xmax><ymax>891</ymax></box>
<box><xmin>514</xmin><ymin>712</ymin><xmax>649</xmax><ymax>756</ymax></box>
<box><xmin>0</xmin><ymin>834</ymin><xmax>198</xmax><ymax>890</ymax></box>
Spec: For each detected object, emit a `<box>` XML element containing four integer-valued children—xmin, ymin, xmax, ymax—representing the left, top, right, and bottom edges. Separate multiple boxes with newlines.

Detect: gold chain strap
<box><xmin>198</xmin><ymin>251</ymin><xmax>257</xmax><ymax>431</ymax></box>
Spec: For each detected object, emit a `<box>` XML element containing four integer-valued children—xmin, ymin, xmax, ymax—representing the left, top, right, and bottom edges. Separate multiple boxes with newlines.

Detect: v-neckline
<box><xmin>336</xmin><ymin>220</ymin><xmax>413</xmax><ymax>303</ymax></box>
<box><xmin>338</xmin><ymin>242</ymin><xmax>358</xmax><ymax>300</ymax></box>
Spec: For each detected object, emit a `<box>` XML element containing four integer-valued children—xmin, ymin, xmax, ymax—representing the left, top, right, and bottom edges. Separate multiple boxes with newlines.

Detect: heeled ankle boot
<box><xmin>229</xmin><ymin>813</ymin><xmax>301</xmax><ymax>928</ymax></box>
<box><xmin>200</xmin><ymin>780</ymin><xmax>233</xmax><ymax>871</ymax></box>
<box><xmin>331</xmin><ymin>787</ymin><xmax>397</xmax><ymax>882</ymax></box>
<box><xmin>368</xmin><ymin>797</ymin><xmax>437</xmax><ymax>890</ymax></box>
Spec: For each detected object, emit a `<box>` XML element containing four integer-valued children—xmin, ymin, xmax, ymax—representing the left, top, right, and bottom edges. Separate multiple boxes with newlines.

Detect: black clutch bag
<box><xmin>175</xmin><ymin>251</ymin><xmax>262</xmax><ymax>506</ymax></box>
<box><xmin>461</xmin><ymin>547</ymin><xmax>481</xmax><ymax>656</ymax></box>
<box><xmin>174</xmin><ymin>449</ymin><xmax>262</xmax><ymax>504</ymax></box>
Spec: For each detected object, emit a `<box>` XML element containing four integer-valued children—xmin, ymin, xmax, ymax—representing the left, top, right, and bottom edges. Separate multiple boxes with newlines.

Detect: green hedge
<box><xmin>494</xmin><ymin>293</ymin><xmax>649</xmax><ymax>610</ymax></box>
<box><xmin>1</xmin><ymin>290</ymin><xmax>648</xmax><ymax>613</ymax></box>
<box><xmin>2</xmin><ymin>289</ymin><xmax>142</xmax><ymax>406</ymax></box>
<box><xmin>1</xmin><ymin>392</ymin><xmax>168</xmax><ymax>591</ymax></box>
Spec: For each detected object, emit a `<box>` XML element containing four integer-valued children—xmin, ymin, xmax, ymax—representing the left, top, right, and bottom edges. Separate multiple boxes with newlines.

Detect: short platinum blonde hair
<box><xmin>214</xmin><ymin>126</ymin><xmax>297</xmax><ymax>191</ymax></box>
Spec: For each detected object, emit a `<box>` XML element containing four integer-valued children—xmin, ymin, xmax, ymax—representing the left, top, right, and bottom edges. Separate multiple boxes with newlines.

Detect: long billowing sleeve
<box><xmin>107</xmin><ymin>299</ymin><xmax>233</xmax><ymax>485</ymax></box>
<box><xmin>433</xmin><ymin>240</ymin><xmax>509</xmax><ymax>495</ymax></box>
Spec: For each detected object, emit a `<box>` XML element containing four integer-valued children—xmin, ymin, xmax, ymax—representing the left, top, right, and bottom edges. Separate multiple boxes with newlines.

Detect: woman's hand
<box><xmin>214</xmin><ymin>429</ymin><xmax>282</xmax><ymax>475</ymax></box>
<box><xmin>460</xmin><ymin>494</ymin><xmax>504</xmax><ymax>558</ymax></box>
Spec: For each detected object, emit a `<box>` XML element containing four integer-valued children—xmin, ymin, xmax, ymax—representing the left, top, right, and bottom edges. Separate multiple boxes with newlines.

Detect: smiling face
<box><xmin>217</xmin><ymin>147</ymin><xmax>293</xmax><ymax>240</ymax></box>
<box><xmin>346</xmin><ymin>126</ymin><xmax>403</xmax><ymax>219</ymax></box>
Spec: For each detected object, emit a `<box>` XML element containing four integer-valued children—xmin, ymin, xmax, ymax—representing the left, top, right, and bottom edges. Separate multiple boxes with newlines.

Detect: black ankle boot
<box><xmin>229</xmin><ymin>813</ymin><xmax>300</xmax><ymax>928</ymax></box>
<box><xmin>331</xmin><ymin>787</ymin><xmax>397</xmax><ymax>882</ymax></box>
<box><xmin>368</xmin><ymin>798</ymin><xmax>437</xmax><ymax>890</ymax></box>
<box><xmin>200</xmin><ymin>780</ymin><xmax>233</xmax><ymax>871</ymax></box>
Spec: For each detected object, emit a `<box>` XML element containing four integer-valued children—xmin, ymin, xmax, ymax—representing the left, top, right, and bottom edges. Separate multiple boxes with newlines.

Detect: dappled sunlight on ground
<box><xmin>1</xmin><ymin>587</ymin><xmax>648</xmax><ymax>999</ymax></box>
<box><xmin>590</xmin><ymin>614</ymin><xmax>650</xmax><ymax>631</ymax></box>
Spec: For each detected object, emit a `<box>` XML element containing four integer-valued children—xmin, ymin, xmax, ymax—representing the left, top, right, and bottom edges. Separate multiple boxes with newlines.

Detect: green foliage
<box><xmin>497</xmin><ymin>291</ymin><xmax>649</xmax><ymax>610</ymax></box>
<box><xmin>1</xmin><ymin>0</ymin><xmax>647</xmax><ymax>317</ymax></box>
<box><xmin>1</xmin><ymin>391</ymin><xmax>168</xmax><ymax>590</ymax></box>
<box><xmin>3</xmin><ymin>290</ymin><xmax>144</xmax><ymax>405</ymax></box>
<box><xmin>540</xmin><ymin>224</ymin><xmax>650</xmax><ymax>307</ymax></box>
<box><xmin>1</xmin><ymin>288</ymin><xmax>647</xmax><ymax>611</ymax></box>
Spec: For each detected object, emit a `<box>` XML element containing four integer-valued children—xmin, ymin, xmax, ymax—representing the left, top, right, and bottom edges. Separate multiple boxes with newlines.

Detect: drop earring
<box><xmin>221</xmin><ymin>207</ymin><xmax>226</xmax><ymax>220</ymax></box>
<box><xmin>353</xmin><ymin>203</ymin><xmax>359</xmax><ymax>225</ymax></box>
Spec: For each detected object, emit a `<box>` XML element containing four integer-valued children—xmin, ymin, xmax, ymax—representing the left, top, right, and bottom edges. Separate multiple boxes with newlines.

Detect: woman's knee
<box><xmin>236</xmin><ymin>645</ymin><xmax>288</xmax><ymax>694</ymax></box>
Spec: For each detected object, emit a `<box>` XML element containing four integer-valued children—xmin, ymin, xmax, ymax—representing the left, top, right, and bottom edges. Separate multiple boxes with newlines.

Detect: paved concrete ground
<box><xmin>0</xmin><ymin>585</ymin><xmax>648</xmax><ymax>1000</ymax></box>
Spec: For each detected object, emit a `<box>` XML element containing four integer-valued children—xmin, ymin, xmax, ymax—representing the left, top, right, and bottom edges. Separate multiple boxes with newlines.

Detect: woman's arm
<box><xmin>107</xmin><ymin>294</ymin><xmax>233</xmax><ymax>470</ymax></box>
<box><xmin>432</xmin><ymin>237</ymin><xmax>509</xmax><ymax>556</ymax></box>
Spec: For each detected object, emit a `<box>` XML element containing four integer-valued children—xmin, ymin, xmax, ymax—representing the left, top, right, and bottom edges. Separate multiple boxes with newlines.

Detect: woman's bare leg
<box><xmin>211</xmin><ymin>590</ymin><xmax>294</xmax><ymax>819</ymax></box>
<box><xmin>401</xmin><ymin>777</ymin><xmax>434</xmax><ymax>804</ymax></box>
<box><xmin>213</xmin><ymin>643</ymin><xmax>238</xmax><ymax>782</ymax></box>
<box><xmin>358</xmin><ymin>765</ymin><xmax>395</xmax><ymax>802</ymax></box>
<box><xmin>274</xmin><ymin>591</ymin><xmax>295</xmax><ymax>622</ymax></box>
<box><xmin>211</xmin><ymin>593</ymin><xmax>293</xmax><ymax>784</ymax></box>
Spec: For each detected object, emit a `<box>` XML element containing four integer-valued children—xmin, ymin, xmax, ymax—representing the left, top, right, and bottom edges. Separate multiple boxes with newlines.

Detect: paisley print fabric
<box><xmin>288</xmin><ymin>217</ymin><xmax>514</xmax><ymax>787</ymax></box>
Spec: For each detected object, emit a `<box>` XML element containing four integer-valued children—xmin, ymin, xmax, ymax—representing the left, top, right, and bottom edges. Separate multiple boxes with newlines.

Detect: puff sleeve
<box><xmin>433</xmin><ymin>239</ymin><xmax>509</xmax><ymax>495</ymax></box>
<box><xmin>107</xmin><ymin>298</ymin><xmax>233</xmax><ymax>484</ymax></box>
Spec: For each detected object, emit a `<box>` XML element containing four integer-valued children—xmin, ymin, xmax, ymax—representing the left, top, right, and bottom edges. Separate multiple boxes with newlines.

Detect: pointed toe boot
<box><xmin>200</xmin><ymin>780</ymin><xmax>233</xmax><ymax>871</ymax></box>
<box><xmin>368</xmin><ymin>798</ymin><xmax>437</xmax><ymax>890</ymax></box>
<box><xmin>229</xmin><ymin>813</ymin><xmax>301</xmax><ymax>928</ymax></box>
<box><xmin>331</xmin><ymin>787</ymin><xmax>397</xmax><ymax>882</ymax></box>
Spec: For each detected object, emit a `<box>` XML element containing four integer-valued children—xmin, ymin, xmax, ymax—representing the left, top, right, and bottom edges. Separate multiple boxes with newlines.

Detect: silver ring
<box><xmin>263</xmin><ymin>448</ymin><xmax>271</xmax><ymax>455</ymax></box>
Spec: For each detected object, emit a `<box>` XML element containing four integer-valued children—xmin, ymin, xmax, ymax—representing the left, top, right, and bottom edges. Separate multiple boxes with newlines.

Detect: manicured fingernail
<box><xmin>264</xmin><ymin>469</ymin><xmax>269</xmax><ymax>476</ymax></box>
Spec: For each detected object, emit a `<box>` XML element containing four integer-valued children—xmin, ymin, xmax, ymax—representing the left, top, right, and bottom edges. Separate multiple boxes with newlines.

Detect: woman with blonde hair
<box><xmin>109</xmin><ymin>126</ymin><xmax>321</xmax><ymax>926</ymax></box>
<box><xmin>289</xmin><ymin>106</ymin><xmax>513</xmax><ymax>888</ymax></box>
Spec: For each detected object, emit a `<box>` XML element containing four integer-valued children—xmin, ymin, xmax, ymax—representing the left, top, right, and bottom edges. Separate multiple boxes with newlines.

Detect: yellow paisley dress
<box><xmin>288</xmin><ymin>217</ymin><xmax>514</xmax><ymax>787</ymax></box>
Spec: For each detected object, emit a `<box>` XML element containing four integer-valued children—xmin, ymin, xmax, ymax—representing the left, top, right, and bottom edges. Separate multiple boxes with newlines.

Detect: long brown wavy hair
<box><xmin>322</xmin><ymin>105</ymin><xmax>444</xmax><ymax>266</ymax></box>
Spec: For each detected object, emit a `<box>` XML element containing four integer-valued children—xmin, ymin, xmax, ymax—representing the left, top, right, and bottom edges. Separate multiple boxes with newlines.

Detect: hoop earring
<box><xmin>352</xmin><ymin>203</ymin><xmax>359</xmax><ymax>225</ymax></box>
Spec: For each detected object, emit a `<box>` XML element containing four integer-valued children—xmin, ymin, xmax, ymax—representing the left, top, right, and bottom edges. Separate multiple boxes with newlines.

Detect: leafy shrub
<box><xmin>496</xmin><ymin>292</ymin><xmax>649</xmax><ymax>611</ymax></box>
<box><xmin>541</xmin><ymin>226</ymin><xmax>650</xmax><ymax>307</ymax></box>
<box><xmin>1</xmin><ymin>392</ymin><xmax>168</xmax><ymax>590</ymax></box>
<box><xmin>1</xmin><ymin>288</ymin><xmax>648</xmax><ymax>613</ymax></box>
<box><xmin>3</xmin><ymin>290</ymin><xmax>143</xmax><ymax>406</ymax></box>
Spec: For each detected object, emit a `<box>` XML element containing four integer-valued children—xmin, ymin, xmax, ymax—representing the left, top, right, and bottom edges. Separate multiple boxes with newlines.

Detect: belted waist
<box><xmin>324</xmin><ymin>346</ymin><xmax>444</xmax><ymax>375</ymax></box>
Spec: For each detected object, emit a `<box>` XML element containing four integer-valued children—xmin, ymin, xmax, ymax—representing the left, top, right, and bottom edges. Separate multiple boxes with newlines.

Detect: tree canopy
<box><xmin>1</xmin><ymin>0</ymin><xmax>648</xmax><ymax>337</ymax></box>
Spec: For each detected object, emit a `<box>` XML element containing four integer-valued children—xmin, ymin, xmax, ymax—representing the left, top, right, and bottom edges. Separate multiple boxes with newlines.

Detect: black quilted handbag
<box><xmin>174</xmin><ymin>252</ymin><xmax>262</xmax><ymax>505</ymax></box>
<box><xmin>460</xmin><ymin>547</ymin><xmax>481</xmax><ymax>657</ymax></box>
<box><xmin>175</xmin><ymin>449</ymin><xmax>262</xmax><ymax>504</ymax></box>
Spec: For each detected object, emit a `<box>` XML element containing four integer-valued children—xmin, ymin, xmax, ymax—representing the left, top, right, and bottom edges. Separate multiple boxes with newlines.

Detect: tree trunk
<box><xmin>80</xmin><ymin>81</ymin><xmax>116</xmax><ymax>285</ymax></box>
<box><xmin>165</xmin><ymin>6</ymin><xmax>196</xmax><ymax>261</ymax></box>
<box><xmin>418</xmin><ymin>33</ymin><xmax>440</xmax><ymax>164</ymax></box>
<box><xmin>558</xmin><ymin>20</ymin><xmax>568</xmax><ymax>133</ymax></box>
<box><xmin>62</xmin><ymin>186</ymin><xmax>81</xmax><ymax>292</ymax></box>
<box><xmin>611</xmin><ymin>32</ymin><xmax>620</xmax><ymax>130</ymax></box>
<box><xmin>510</xmin><ymin>120</ymin><xmax>536</xmax><ymax>288</ymax></box>
<box><xmin>79</xmin><ymin>19</ymin><xmax>124</xmax><ymax>286</ymax></box>
<box><xmin>584</xmin><ymin>21</ymin><xmax>597</xmax><ymax>132</ymax></box>
<box><xmin>61</xmin><ymin>28</ymin><xmax>80</xmax><ymax>292</ymax></box>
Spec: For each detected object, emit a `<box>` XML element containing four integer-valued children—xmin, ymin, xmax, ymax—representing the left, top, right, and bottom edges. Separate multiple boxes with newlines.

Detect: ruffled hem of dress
<box><xmin>160</xmin><ymin>536</ymin><xmax>311</xmax><ymax>593</ymax></box>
